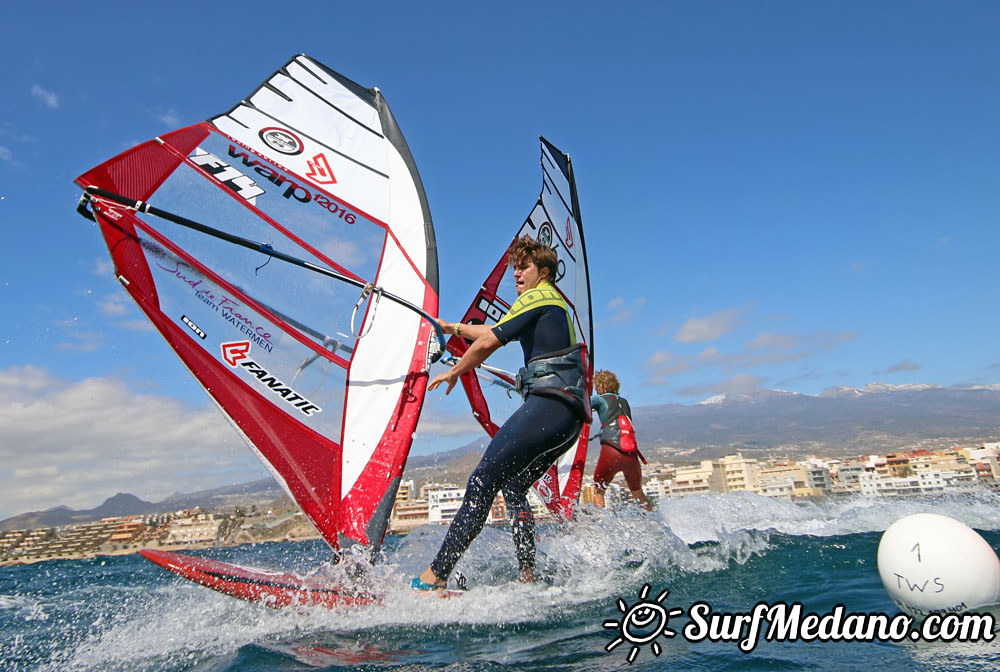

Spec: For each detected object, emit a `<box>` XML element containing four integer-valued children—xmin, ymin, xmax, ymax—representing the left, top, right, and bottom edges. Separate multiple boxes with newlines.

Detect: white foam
<box><xmin>41</xmin><ymin>490</ymin><xmax>1000</xmax><ymax>670</ymax></box>
<box><xmin>659</xmin><ymin>489</ymin><xmax>1000</xmax><ymax>542</ymax></box>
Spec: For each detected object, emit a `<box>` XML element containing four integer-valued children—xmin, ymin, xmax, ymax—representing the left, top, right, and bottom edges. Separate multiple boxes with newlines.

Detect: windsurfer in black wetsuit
<box><xmin>412</xmin><ymin>235</ymin><xmax>588</xmax><ymax>590</ymax></box>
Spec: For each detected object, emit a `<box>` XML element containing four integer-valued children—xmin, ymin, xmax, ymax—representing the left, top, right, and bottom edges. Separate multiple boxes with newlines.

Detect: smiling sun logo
<box><xmin>603</xmin><ymin>583</ymin><xmax>684</xmax><ymax>663</ymax></box>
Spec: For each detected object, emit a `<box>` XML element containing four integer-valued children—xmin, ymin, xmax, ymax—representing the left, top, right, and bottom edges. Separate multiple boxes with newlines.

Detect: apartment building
<box><xmin>165</xmin><ymin>512</ymin><xmax>222</xmax><ymax>544</ymax></box>
<box><xmin>669</xmin><ymin>460</ymin><xmax>717</xmax><ymax>497</ymax></box>
<box><xmin>715</xmin><ymin>453</ymin><xmax>762</xmax><ymax>494</ymax></box>
<box><xmin>759</xmin><ymin>462</ymin><xmax>805</xmax><ymax>499</ymax></box>
<box><xmin>427</xmin><ymin>487</ymin><xmax>465</xmax><ymax>524</ymax></box>
<box><xmin>389</xmin><ymin>499</ymin><xmax>430</xmax><ymax>533</ymax></box>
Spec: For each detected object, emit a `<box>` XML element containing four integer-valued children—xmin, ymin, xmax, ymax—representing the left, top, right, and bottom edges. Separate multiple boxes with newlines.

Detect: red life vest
<box><xmin>617</xmin><ymin>414</ymin><xmax>638</xmax><ymax>455</ymax></box>
<box><xmin>599</xmin><ymin>394</ymin><xmax>640</xmax><ymax>456</ymax></box>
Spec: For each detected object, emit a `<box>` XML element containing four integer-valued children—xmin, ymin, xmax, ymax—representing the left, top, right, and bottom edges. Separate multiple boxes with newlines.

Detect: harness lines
<box><xmin>515</xmin><ymin>343</ymin><xmax>590</xmax><ymax>422</ymax></box>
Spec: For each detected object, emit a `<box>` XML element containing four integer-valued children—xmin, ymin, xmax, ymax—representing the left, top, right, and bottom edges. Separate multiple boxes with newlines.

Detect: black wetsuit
<box><xmin>429</xmin><ymin>283</ymin><xmax>584</xmax><ymax>580</ymax></box>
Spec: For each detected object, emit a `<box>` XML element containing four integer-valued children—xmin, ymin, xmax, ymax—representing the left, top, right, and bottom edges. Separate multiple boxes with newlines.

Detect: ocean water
<box><xmin>3</xmin><ymin>491</ymin><xmax>1000</xmax><ymax>672</ymax></box>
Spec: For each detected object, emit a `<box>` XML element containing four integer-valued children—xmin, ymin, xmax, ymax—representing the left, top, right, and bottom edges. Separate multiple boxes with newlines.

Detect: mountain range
<box><xmin>0</xmin><ymin>480</ymin><xmax>283</xmax><ymax>532</ymax></box>
<box><xmin>6</xmin><ymin>383</ymin><xmax>999</xmax><ymax>529</ymax></box>
<box><xmin>631</xmin><ymin>383</ymin><xmax>1000</xmax><ymax>461</ymax></box>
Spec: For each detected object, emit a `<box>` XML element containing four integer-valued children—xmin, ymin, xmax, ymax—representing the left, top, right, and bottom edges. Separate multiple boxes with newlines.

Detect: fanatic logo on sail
<box><xmin>221</xmin><ymin>341</ymin><xmax>322</xmax><ymax>416</ymax></box>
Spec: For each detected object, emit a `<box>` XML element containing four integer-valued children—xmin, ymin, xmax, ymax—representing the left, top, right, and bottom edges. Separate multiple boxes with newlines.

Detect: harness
<box><xmin>515</xmin><ymin>343</ymin><xmax>590</xmax><ymax>422</ymax></box>
<box><xmin>599</xmin><ymin>393</ymin><xmax>640</xmax><ymax>457</ymax></box>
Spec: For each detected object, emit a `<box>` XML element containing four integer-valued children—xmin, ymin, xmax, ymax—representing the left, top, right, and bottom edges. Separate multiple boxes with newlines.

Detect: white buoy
<box><xmin>877</xmin><ymin>513</ymin><xmax>1000</xmax><ymax>618</ymax></box>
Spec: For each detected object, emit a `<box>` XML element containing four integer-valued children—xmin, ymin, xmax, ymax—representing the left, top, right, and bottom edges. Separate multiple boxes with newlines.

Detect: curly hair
<box><xmin>593</xmin><ymin>370</ymin><xmax>620</xmax><ymax>394</ymax></box>
<box><xmin>508</xmin><ymin>235</ymin><xmax>559</xmax><ymax>283</ymax></box>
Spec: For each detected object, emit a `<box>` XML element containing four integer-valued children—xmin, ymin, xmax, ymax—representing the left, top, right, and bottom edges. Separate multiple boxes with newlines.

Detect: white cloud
<box><xmin>720</xmin><ymin>330</ymin><xmax>858</xmax><ymax>373</ymax></box>
<box><xmin>698</xmin><ymin>347</ymin><xmax>719</xmax><ymax>362</ymax></box>
<box><xmin>776</xmin><ymin>369</ymin><xmax>825</xmax><ymax>387</ymax></box>
<box><xmin>881</xmin><ymin>359</ymin><xmax>920</xmax><ymax>374</ymax></box>
<box><xmin>603</xmin><ymin>296</ymin><xmax>646</xmax><ymax>326</ymax></box>
<box><xmin>0</xmin><ymin>366</ymin><xmax>266</xmax><ymax>520</ymax></box>
<box><xmin>93</xmin><ymin>257</ymin><xmax>114</xmax><ymax>277</ymax></box>
<box><xmin>746</xmin><ymin>332</ymin><xmax>800</xmax><ymax>350</ymax></box>
<box><xmin>414</xmin><ymin>406</ymin><xmax>483</xmax><ymax>437</ymax></box>
<box><xmin>0</xmin><ymin>146</ymin><xmax>12</xmax><ymax>163</ymax></box>
<box><xmin>91</xmin><ymin>290</ymin><xmax>154</xmax><ymax>330</ymax></box>
<box><xmin>679</xmin><ymin>373</ymin><xmax>767</xmax><ymax>399</ymax></box>
<box><xmin>97</xmin><ymin>293</ymin><xmax>131</xmax><ymax>317</ymax></box>
<box><xmin>675</xmin><ymin>306</ymin><xmax>747</xmax><ymax>343</ymax></box>
<box><xmin>55</xmin><ymin>333</ymin><xmax>103</xmax><ymax>352</ymax></box>
<box><xmin>54</xmin><ymin>317</ymin><xmax>105</xmax><ymax>352</ymax></box>
<box><xmin>153</xmin><ymin>108</ymin><xmax>181</xmax><ymax>126</ymax></box>
<box><xmin>31</xmin><ymin>84</ymin><xmax>59</xmax><ymax>109</ymax></box>
<box><xmin>643</xmin><ymin>351</ymin><xmax>696</xmax><ymax>384</ymax></box>
<box><xmin>118</xmin><ymin>318</ymin><xmax>156</xmax><ymax>332</ymax></box>
<box><xmin>644</xmin><ymin>325</ymin><xmax>858</xmax><ymax>390</ymax></box>
<box><xmin>648</xmin><ymin>351</ymin><xmax>673</xmax><ymax>365</ymax></box>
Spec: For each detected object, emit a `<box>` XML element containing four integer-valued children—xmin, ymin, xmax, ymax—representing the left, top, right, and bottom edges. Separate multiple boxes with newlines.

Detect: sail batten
<box><xmin>278</xmin><ymin>68</ymin><xmax>387</xmax><ymax>140</ymax></box>
<box><xmin>221</xmin><ymin>104</ymin><xmax>391</xmax><ymax>180</ymax></box>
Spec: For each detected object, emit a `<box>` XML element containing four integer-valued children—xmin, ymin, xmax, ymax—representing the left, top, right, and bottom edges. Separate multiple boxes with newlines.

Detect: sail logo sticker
<box><xmin>181</xmin><ymin>315</ymin><xmax>207</xmax><ymax>340</ymax></box>
<box><xmin>189</xmin><ymin>148</ymin><xmax>265</xmax><ymax>205</ymax></box>
<box><xmin>533</xmin><ymin>470</ymin><xmax>557</xmax><ymax>504</ymax></box>
<box><xmin>476</xmin><ymin>294</ymin><xmax>508</xmax><ymax>323</ymax></box>
<box><xmin>99</xmin><ymin>204</ymin><xmax>124</xmax><ymax>221</ymax></box>
<box><xmin>226</xmin><ymin>146</ymin><xmax>358</xmax><ymax>222</ymax></box>
<box><xmin>537</xmin><ymin>222</ymin><xmax>553</xmax><ymax>247</ymax></box>
<box><xmin>221</xmin><ymin>341</ymin><xmax>323</xmax><ymax>416</ymax></box>
<box><xmin>528</xmin><ymin>217</ymin><xmax>567</xmax><ymax>281</ymax></box>
<box><xmin>221</xmin><ymin>341</ymin><xmax>251</xmax><ymax>366</ymax></box>
<box><xmin>306</xmin><ymin>153</ymin><xmax>337</xmax><ymax>185</ymax></box>
<box><xmin>259</xmin><ymin>127</ymin><xmax>303</xmax><ymax>155</ymax></box>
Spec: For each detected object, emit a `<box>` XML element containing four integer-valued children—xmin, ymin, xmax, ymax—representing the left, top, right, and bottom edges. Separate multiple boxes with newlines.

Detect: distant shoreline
<box><xmin>0</xmin><ymin>520</ymin><xmax>324</xmax><ymax>567</ymax></box>
<box><xmin>0</xmin><ymin>533</ymin><xmax>324</xmax><ymax>567</ymax></box>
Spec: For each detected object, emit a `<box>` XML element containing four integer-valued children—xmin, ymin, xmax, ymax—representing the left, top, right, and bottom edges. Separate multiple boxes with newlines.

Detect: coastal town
<box><xmin>3</xmin><ymin>440</ymin><xmax>998</xmax><ymax>565</ymax></box>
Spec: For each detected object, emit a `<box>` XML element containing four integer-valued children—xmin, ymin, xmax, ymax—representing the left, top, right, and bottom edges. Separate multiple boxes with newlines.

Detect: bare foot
<box><xmin>417</xmin><ymin>567</ymin><xmax>446</xmax><ymax>589</ymax></box>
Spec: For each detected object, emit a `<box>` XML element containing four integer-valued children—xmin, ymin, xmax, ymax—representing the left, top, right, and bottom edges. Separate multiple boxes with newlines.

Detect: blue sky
<box><xmin>1</xmin><ymin>1</ymin><xmax>998</xmax><ymax>517</ymax></box>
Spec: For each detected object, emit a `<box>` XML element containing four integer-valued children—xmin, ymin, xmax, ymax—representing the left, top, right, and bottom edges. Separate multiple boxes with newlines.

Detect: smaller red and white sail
<box><xmin>447</xmin><ymin>137</ymin><xmax>593</xmax><ymax>519</ymax></box>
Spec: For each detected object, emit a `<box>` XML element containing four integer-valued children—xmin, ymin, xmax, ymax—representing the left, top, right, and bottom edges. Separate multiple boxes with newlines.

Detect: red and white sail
<box><xmin>75</xmin><ymin>55</ymin><xmax>438</xmax><ymax>551</ymax></box>
<box><xmin>447</xmin><ymin>137</ymin><xmax>593</xmax><ymax>519</ymax></box>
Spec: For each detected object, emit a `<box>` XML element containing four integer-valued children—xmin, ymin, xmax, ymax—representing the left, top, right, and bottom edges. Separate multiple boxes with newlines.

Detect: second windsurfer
<box><xmin>412</xmin><ymin>235</ymin><xmax>587</xmax><ymax>590</ymax></box>
<box><xmin>590</xmin><ymin>370</ymin><xmax>652</xmax><ymax>511</ymax></box>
